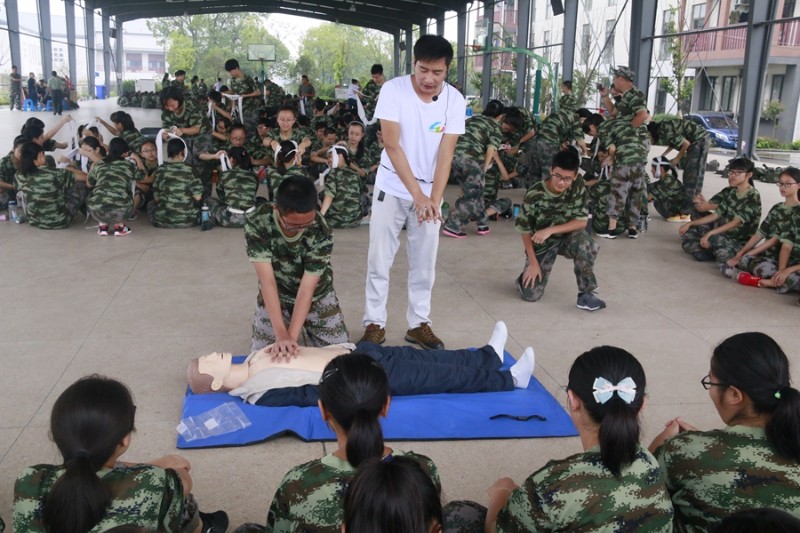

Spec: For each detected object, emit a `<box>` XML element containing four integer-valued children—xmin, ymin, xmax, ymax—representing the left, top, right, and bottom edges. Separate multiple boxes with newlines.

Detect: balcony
<box><xmin>778</xmin><ymin>20</ymin><xmax>800</xmax><ymax>47</ymax></box>
<box><xmin>721</xmin><ymin>26</ymin><xmax>747</xmax><ymax>50</ymax></box>
<box><xmin>681</xmin><ymin>32</ymin><xmax>716</xmax><ymax>53</ymax></box>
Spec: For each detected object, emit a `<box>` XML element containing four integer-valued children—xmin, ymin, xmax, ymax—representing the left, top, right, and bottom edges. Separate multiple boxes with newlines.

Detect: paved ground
<box><xmin>0</xmin><ymin>99</ymin><xmax>797</xmax><ymax>528</ymax></box>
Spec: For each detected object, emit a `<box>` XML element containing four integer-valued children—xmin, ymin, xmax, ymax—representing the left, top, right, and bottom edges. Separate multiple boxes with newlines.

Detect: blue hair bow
<box><xmin>592</xmin><ymin>377</ymin><xmax>637</xmax><ymax>404</ymax></box>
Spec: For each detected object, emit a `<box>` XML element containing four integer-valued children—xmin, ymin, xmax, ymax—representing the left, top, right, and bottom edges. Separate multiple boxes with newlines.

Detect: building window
<box><xmin>148</xmin><ymin>53</ymin><xmax>165</xmax><ymax>73</ymax></box>
<box><xmin>770</xmin><ymin>74</ymin><xmax>784</xmax><ymax>101</ymax></box>
<box><xmin>701</xmin><ymin>75</ymin><xmax>717</xmax><ymax>110</ymax></box>
<box><xmin>126</xmin><ymin>53</ymin><xmax>142</xmax><ymax>72</ymax></box>
<box><xmin>581</xmin><ymin>24</ymin><xmax>591</xmax><ymax>63</ymax></box>
<box><xmin>604</xmin><ymin>19</ymin><xmax>615</xmax><ymax>64</ymax></box>
<box><xmin>691</xmin><ymin>3</ymin><xmax>707</xmax><ymax>29</ymax></box>
<box><xmin>720</xmin><ymin>75</ymin><xmax>737</xmax><ymax>111</ymax></box>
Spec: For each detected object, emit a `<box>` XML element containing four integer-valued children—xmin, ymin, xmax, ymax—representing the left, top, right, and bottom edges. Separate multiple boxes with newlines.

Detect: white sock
<box><xmin>488</xmin><ymin>321</ymin><xmax>508</xmax><ymax>363</ymax></box>
<box><xmin>511</xmin><ymin>347</ymin><xmax>535</xmax><ymax>389</ymax></box>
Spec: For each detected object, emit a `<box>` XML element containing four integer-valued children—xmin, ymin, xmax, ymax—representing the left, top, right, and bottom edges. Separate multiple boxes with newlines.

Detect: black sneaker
<box><xmin>627</xmin><ymin>228</ymin><xmax>638</xmax><ymax>239</ymax></box>
<box><xmin>199</xmin><ymin>510</ymin><xmax>229</xmax><ymax>533</ymax></box>
<box><xmin>577</xmin><ymin>292</ymin><xmax>606</xmax><ymax>311</ymax></box>
<box><xmin>597</xmin><ymin>227</ymin><xmax>625</xmax><ymax>239</ymax></box>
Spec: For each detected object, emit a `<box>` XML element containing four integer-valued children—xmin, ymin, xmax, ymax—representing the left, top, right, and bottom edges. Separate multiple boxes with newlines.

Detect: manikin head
<box><xmin>187</xmin><ymin>352</ymin><xmax>235</xmax><ymax>393</ymax></box>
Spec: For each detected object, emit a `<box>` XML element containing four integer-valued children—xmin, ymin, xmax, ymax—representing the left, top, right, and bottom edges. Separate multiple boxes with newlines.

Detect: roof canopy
<box><xmin>93</xmin><ymin>0</ymin><xmax>471</xmax><ymax>35</ymax></box>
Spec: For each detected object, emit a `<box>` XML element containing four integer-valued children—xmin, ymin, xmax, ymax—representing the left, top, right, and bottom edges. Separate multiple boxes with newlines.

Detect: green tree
<box><xmin>147</xmin><ymin>13</ymin><xmax>291</xmax><ymax>87</ymax></box>
<box><xmin>571</xmin><ymin>68</ymin><xmax>601</xmax><ymax>107</ymax></box>
<box><xmin>663</xmin><ymin>8</ymin><xmax>695</xmax><ymax>116</ymax></box>
<box><xmin>762</xmin><ymin>99</ymin><xmax>784</xmax><ymax>139</ymax></box>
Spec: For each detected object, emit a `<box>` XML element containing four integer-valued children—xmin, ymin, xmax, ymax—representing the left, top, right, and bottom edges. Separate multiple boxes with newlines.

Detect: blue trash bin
<box><xmin>96</xmin><ymin>85</ymin><xmax>106</xmax><ymax>99</ymax></box>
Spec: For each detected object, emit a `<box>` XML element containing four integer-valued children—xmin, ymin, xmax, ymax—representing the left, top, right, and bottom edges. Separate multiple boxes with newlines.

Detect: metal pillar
<box><xmin>6</xmin><ymin>0</ymin><xmax>22</xmax><ymax>71</ymax></box>
<box><xmin>561</xmin><ymin>0</ymin><xmax>578</xmax><ymax>82</ymax></box>
<box><xmin>480</xmin><ymin>1</ymin><xmax>494</xmax><ymax>106</ymax></box>
<box><xmin>393</xmin><ymin>31</ymin><xmax>401</xmax><ymax>78</ymax></box>
<box><xmin>738</xmin><ymin>0</ymin><xmax>779</xmax><ymax>157</ymax></box>
<box><xmin>629</xmin><ymin>0</ymin><xmax>658</xmax><ymax>96</ymax></box>
<box><xmin>515</xmin><ymin>0</ymin><xmax>531</xmax><ymax>106</ymax></box>
<box><xmin>456</xmin><ymin>4</ymin><xmax>467</xmax><ymax>97</ymax></box>
<box><xmin>114</xmin><ymin>22</ymin><xmax>123</xmax><ymax>95</ymax></box>
<box><xmin>86</xmin><ymin>1</ymin><xmax>95</xmax><ymax>98</ymax></box>
<box><xmin>436</xmin><ymin>13</ymin><xmax>445</xmax><ymax>36</ymax></box>
<box><xmin>405</xmin><ymin>27</ymin><xmax>413</xmax><ymax>74</ymax></box>
<box><xmin>102</xmin><ymin>14</ymin><xmax>111</xmax><ymax>89</ymax></box>
<box><xmin>65</xmin><ymin>0</ymin><xmax>78</xmax><ymax>90</ymax></box>
<box><xmin>38</xmin><ymin>0</ymin><xmax>53</xmax><ymax>79</ymax></box>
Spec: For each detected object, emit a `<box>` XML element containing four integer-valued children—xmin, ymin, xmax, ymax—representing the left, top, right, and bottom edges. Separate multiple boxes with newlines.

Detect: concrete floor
<box><xmin>0</xmin><ymin>99</ymin><xmax>797</xmax><ymax>528</ymax></box>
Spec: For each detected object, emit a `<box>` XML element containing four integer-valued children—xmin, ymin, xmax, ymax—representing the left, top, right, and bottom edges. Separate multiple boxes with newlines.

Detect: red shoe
<box><xmin>737</xmin><ymin>272</ymin><xmax>762</xmax><ymax>287</ymax></box>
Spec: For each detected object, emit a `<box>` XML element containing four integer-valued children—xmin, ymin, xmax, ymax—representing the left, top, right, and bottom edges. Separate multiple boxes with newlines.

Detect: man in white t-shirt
<box><xmin>360</xmin><ymin>35</ymin><xmax>466</xmax><ymax>350</ymax></box>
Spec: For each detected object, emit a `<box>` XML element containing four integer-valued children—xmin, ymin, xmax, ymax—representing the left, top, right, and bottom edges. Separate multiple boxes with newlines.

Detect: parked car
<box><xmin>685</xmin><ymin>112</ymin><xmax>739</xmax><ymax>150</ymax></box>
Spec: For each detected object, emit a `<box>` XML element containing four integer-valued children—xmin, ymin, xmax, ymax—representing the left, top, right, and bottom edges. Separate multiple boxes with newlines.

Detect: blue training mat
<box><xmin>177</xmin><ymin>353</ymin><xmax>577</xmax><ymax>449</ymax></box>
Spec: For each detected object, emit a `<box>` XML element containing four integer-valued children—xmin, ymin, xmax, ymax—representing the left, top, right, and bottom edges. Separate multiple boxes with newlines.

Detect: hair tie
<box><xmin>592</xmin><ymin>377</ymin><xmax>637</xmax><ymax>404</ymax></box>
<box><xmin>74</xmin><ymin>450</ymin><xmax>90</xmax><ymax>460</ymax></box>
<box><xmin>775</xmin><ymin>386</ymin><xmax>790</xmax><ymax>400</ymax></box>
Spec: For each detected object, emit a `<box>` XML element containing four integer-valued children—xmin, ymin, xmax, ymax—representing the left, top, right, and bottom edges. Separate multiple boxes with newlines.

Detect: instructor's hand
<box><xmin>267</xmin><ymin>338</ymin><xmax>299</xmax><ymax>362</ymax></box>
<box><xmin>413</xmin><ymin>193</ymin><xmax>441</xmax><ymax>224</ymax></box>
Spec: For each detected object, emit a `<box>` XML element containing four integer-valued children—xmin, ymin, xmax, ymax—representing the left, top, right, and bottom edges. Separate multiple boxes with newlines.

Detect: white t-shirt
<box><xmin>374</xmin><ymin>75</ymin><xmax>466</xmax><ymax>201</ymax></box>
<box><xmin>346</xmin><ymin>83</ymin><xmax>359</xmax><ymax>99</ymax></box>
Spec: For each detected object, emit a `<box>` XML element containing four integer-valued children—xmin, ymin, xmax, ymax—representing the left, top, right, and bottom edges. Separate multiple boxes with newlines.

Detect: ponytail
<box><xmin>318</xmin><ymin>353</ymin><xmax>389</xmax><ymax>468</ymax></box>
<box><xmin>567</xmin><ymin>346</ymin><xmax>646</xmax><ymax>478</ymax></box>
<box><xmin>712</xmin><ymin>332</ymin><xmax>800</xmax><ymax>462</ymax></box>
<box><xmin>19</xmin><ymin>142</ymin><xmax>43</xmax><ymax>176</ymax></box>
<box><xmin>43</xmin><ymin>455</ymin><xmax>112</xmax><ymax>533</ymax></box>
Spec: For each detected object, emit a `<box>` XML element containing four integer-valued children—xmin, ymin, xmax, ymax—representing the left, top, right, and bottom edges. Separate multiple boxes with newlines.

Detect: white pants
<box><xmin>363</xmin><ymin>189</ymin><xmax>441</xmax><ymax>329</ymax></box>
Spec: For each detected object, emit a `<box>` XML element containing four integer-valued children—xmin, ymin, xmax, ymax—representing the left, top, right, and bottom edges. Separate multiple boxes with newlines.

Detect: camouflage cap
<box><xmin>613</xmin><ymin>66</ymin><xmax>636</xmax><ymax>82</ymax></box>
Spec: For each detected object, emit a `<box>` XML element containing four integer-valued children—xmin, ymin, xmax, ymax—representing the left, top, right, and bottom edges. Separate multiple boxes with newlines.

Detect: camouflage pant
<box><xmin>89</xmin><ymin>206</ymin><xmax>133</xmax><ymax>226</ymax></box>
<box><xmin>483</xmin><ymin>153</ymin><xmax>513</xmax><ymax>215</ymax></box>
<box><xmin>65</xmin><ymin>182</ymin><xmax>89</xmax><ymax>219</ymax></box>
<box><xmin>588</xmin><ymin>179</ymin><xmax>611</xmax><ymax>233</ymax></box>
<box><xmin>9</xmin><ymin>87</ymin><xmax>21</xmax><ymax>110</ymax></box>
<box><xmin>681</xmin><ymin>224</ymin><xmax>742</xmax><ymax>263</ymax></box>
<box><xmin>445</xmin><ymin>156</ymin><xmax>488</xmax><ymax>231</ymax></box>
<box><xmin>180</xmin><ymin>494</ymin><xmax>202</xmax><ymax>533</ymax></box>
<box><xmin>210</xmin><ymin>203</ymin><xmax>252</xmax><ymax>228</ymax></box>
<box><xmin>649</xmin><ymin>179</ymin><xmax>682</xmax><ymax>219</ymax></box>
<box><xmin>520</xmin><ymin>230</ymin><xmax>599</xmax><ymax>301</ymax></box>
<box><xmin>443</xmin><ymin>500</ymin><xmax>486</xmax><ymax>533</ymax></box>
<box><xmin>740</xmin><ymin>255</ymin><xmax>800</xmax><ymax>293</ymax></box>
<box><xmin>185</xmin><ymin>133</ymin><xmax>213</xmax><ymax>200</ymax></box>
<box><xmin>251</xmin><ymin>289</ymin><xmax>349</xmax><ymax>352</ymax></box>
<box><xmin>682</xmin><ymin>138</ymin><xmax>710</xmax><ymax>213</ymax></box>
<box><xmin>518</xmin><ymin>138</ymin><xmax>559</xmax><ymax>188</ymax></box>
<box><xmin>607</xmin><ymin>163</ymin><xmax>646</xmax><ymax>226</ymax></box>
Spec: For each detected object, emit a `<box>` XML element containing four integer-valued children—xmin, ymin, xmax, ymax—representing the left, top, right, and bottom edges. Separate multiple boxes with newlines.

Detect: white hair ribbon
<box><xmin>354</xmin><ymin>93</ymin><xmax>379</xmax><ymax>126</ymax></box>
<box><xmin>226</xmin><ymin>94</ymin><xmax>244</xmax><ymax>123</ymax></box>
<box><xmin>155</xmin><ymin>128</ymin><xmax>188</xmax><ymax>166</ymax></box>
<box><xmin>57</xmin><ymin>148</ymin><xmax>79</xmax><ymax>169</ymax></box>
<box><xmin>69</xmin><ymin>119</ymin><xmax>79</xmax><ymax>150</ymax></box>
<box><xmin>299</xmin><ymin>97</ymin><xmax>305</xmax><ymax>117</ymax></box>
<box><xmin>219</xmin><ymin>152</ymin><xmax>232</xmax><ymax>172</ymax></box>
<box><xmin>592</xmin><ymin>377</ymin><xmax>637</xmax><ymax>404</ymax></box>
<box><xmin>275</xmin><ymin>140</ymin><xmax>298</xmax><ymax>165</ymax></box>
<box><xmin>207</xmin><ymin>101</ymin><xmax>216</xmax><ymax>130</ymax></box>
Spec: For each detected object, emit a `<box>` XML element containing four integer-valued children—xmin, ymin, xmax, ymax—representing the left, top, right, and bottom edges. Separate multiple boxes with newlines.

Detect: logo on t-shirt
<box><xmin>428</xmin><ymin>121</ymin><xmax>446</xmax><ymax>133</ymax></box>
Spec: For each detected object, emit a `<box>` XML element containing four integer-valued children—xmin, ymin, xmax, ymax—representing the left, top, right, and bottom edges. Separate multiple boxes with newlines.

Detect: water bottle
<box><xmin>512</xmin><ymin>204</ymin><xmax>521</xmax><ymax>218</ymax></box>
<box><xmin>200</xmin><ymin>203</ymin><xmax>212</xmax><ymax>231</ymax></box>
<box><xmin>441</xmin><ymin>201</ymin><xmax>450</xmax><ymax>220</ymax></box>
<box><xmin>8</xmin><ymin>200</ymin><xmax>18</xmax><ymax>223</ymax></box>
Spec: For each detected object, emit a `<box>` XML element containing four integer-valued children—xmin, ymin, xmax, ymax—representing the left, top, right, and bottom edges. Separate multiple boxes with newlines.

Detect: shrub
<box><xmin>651</xmin><ymin>113</ymin><xmax>680</xmax><ymax>123</ymax></box>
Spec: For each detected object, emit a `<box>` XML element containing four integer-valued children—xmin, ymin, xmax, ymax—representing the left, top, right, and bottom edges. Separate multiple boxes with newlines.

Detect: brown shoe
<box><xmin>405</xmin><ymin>323</ymin><xmax>444</xmax><ymax>350</ymax></box>
<box><xmin>358</xmin><ymin>323</ymin><xmax>386</xmax><ymax>344</ymax></box>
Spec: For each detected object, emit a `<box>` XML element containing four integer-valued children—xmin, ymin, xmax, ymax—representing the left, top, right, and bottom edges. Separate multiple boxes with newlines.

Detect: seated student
<box><xmin>679</xmin><ymin>157</ymin><xmax>761</xmax><ymax>263</ymax></box>
<box><xmin>265</xmin><ymin>106</ymin><xmax>311</xmax><ymax>161</ymax></box>
<box><xmin>207</xmin><ymin>146</ymin><xmax>258</xmax><ymax>228</ymax></box>
<box><xmin>96</xmin><ymin>111</ymin><xmax>144</xmax><ymax>154</ymax></box>
<box><xmin>515</xmin><ymin>149</ymin><xmax>605</xmax><ymax>311</ymax></box>
<box><xmin>724</xmin><ymin>167</ymin><xmax>800</xmax><ymax>293</ymax></box>
<box><xmin>343</xmin><ymin>456</ymin><xmax>442</xmax><ymax>533</ymax></box>
<box><xmin>188</xmin><ymin>321</ymin><xmax>535</xmax><ymax>406</ymax></box>
<box><xmin>264</xmin><ymin>140</ymin><xmax>308</xmax><ymax>200</ymax></box>
<box><xmin>245</xmin><ymin>176</ymin><xmax>348</xmax><ymax>354</ymax></box>
<box><xmin>650</xmin><ymin>332</ymin><xmax>800</xmax><ymax>531</ymax></box>
<box><xmin>0</xmin><ymin>135</ymin><xmax>25</xmax><ymax>210</ymax></box>
<box><xmin>209</xmin><ymin>115</ymin><xmax>232</xmax><ymax>153</ymax></box>
<box><xmin>320</xmin><ymin>146</ymin><xmax>363</xmax><ymax>228</ymax></box>
<box><xmin>237</xmin><ymin>353</ymin><xmax>443</xmax><ymax>533</ymax></box>
<box><xmin>148</xmin><ymin>138</ymin><xmax>203</xmax><ymax>228</ymax></box>
<box><xmin>86</xmin><ymin>138</ymin><xmax>146</xmax><ymax>236</ymax></box>
<box><xmin>21</xmin><ymin>115</ymin><xmax>71</xmax><ymax>153</ymax></box>
<box><xmin>309</xmin><ymin>127</ymin><xmax>338</xmax><ymax>170</ymax></box>
<box><xmin>15</xmin><ymin>141</ymin><xmax>88</xmax><ymax>229</ymax></box>
<box><xmin>133</xmin><ymin>140</ymin><xmax>158</xmax><ymax>214</ymax></box>
<box><xmin>13</xmin><ymin>375</ymin><xmax>227</xmax><ymax>532</ymax></box>
<box><xmin>486</xmin><ymin>346</ymin><xmax>674</xmax><ymax>532</ymax></box>
<box><xmin>717</xmin><ymin>508</ymin><xmax>800</xmax><ymax>532</ymax></box>
<box><xmin>648</xmin><ymin>155</ymin><xmax>685</xmax><ymax>221</ymax></box>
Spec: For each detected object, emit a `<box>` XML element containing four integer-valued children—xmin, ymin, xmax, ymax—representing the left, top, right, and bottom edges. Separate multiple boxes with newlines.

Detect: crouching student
<box><xmin>648</xmin><ymin>156</ymin><xmax>685</xmax><ymax>221</ymax></box>
<box><xmin>208</xmin><ymin>146</ymin><xmax>258</xmax><ymax>228</ymax></box>
<box><xmin>320</xmin><ymin>145</ymin><xmax>363</xmax><ymax>228</ymax></box>
<box><xmin>148</xmin><ymin>138</ymin><xmax>203</xmax><ymax>228</ymax></box>
<box><xmin>515</xmin><ymin>149</ymin><xmax>605</xmax><ymax>311</ymax></box>
<box><xmin>245</xmin><ymin>175</ymin><xmax>349</xmax><ymax>354</ymax></box>
<box><xmin>86</xmin><ymin>138</ymin><xmax>146</xmax><ymax>236</ymax></box>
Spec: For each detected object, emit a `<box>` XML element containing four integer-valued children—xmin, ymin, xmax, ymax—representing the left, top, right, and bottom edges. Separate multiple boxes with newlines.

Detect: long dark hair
<box><xmin>105</xmin><ymin>138</ymin><xmax>130</xmax><ymax>163</ymax></box>
<box><xmin>344</xmin><ymin>456</ymin><xmax>442</xmax><ymax>533</ymax></box>
<box><xmin>19</xmin><ymin>142</ymin><xmax>44</xmax><ymax>176</ymax></box>
<box><xmin>275</xmin><ymin>140</ymin><xmax>299</xmax><ymax>173</ymax></box>
<box><xmin>43</xmin><ymin>375</ymin><xmax>136</xmax><ymax>533</ymax></box>
<box><xmin>711</xmin><ymin>332</ymin><xmax>800</xmax><ymax>462</ymax></box>
<box><xmin>318</xmin><ymin>353</ymin><xmax>389</xmax><ymax>468</ymax></box>
<box><xmin>567</xmin><ymin>346</ymin><xmax>646</xmax><ymax>477</ymax></box>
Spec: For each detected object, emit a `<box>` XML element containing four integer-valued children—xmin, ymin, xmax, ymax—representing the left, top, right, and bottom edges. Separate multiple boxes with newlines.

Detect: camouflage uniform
<box><xmin>518</xmin><ymin>110</ymin><xmax>580</xmax><ymax>187</ymax></box>
<box><xmin>87</xmin><ymin>160</ymin><xmax>145</xmax><ymax>225</ymax></box>
<box><xmin>119</xmin><ymin>128</ymin><xmax>145</xmax><ymax>154</ymax></box>
<box><xmin>738</xmin><ymin>203</ymin><xmax>800</xmax><ymax>293</ymax></box>
<box><xmin>264</xmin><ymin>166</ymin><xmax>309</xmax><ymax>201</ymax></box>
<box><xmin>263</xmin><ymin>451</ymin><xmax>439</xmax><ymax>533</ymax></box>
<box><xmin>558</xmin><ymin>93</ymin><xmax>578</xmax><ymax>113</ymax></box>
<box><xmin>655</xmin><ymin>425</ymin><xmax>800</xmax><ymax>532</ymax></box>
<box><xmin>652</xmin><ymin>118</ymin><xmax>709</xmax><ymax>214</ymax></box>
<box><xmin>245</xmin><ymin>203</ymin><xmax>348</xmax><ymax>351</ymax></box>
<box><xmin>495</xmin><ymin>446</ymin><xmax>673</xmax><ymax>532</ymax></box>
<box><xmin>149</xmin><ymin>161</ymin><xmax>203</xmax><ymax>228</ymax></box>
<box><xmin>444</xmin><ymin>114</ymin><xmax>502</xmax><ymax>232</ymax></box>
<box><xmin>211</xmin><ymin>167</ymin><xmax>258</xmax><ymax>228</ymax></box>
<box><xmin>264</xmin><ymin>80</ymin><xmax>285</xmax><ymax>114</ymax></box>
<box><xmin>515</xmin><ymin>177</ymin><xmax>599</xmax><ymax>301</ymax></box>
<box><xmin>323</xmin><ymin>167</ymin><xmax>363</xmax><ymax>228</ymax></box>
<box><xmin>600</xmin><ymin>118</ymin><xmax>648</xmax><ymax>227</ymax></box>
<box><xmin>15</xmin><ymin>168</ymin><xmax>88</xmax><ymax>229</ymax></box>
<box><xmin>681</xmin><ymin>186</ymin><xmax>761</xmax><ymax>263</ymax></box>
<box><xmin>13</xmin><ymin>463</ymin><xmax>200</xmax><ymax>532</ymax></box>
<box><xmin>0</xmin><ymin>150</ymin><xmax>18</xmax><ymax>209</ymax></box>
<box><xmin>229</xmin><ymin>74</ymin><xmax>261</xmax><ymax>132</ymax></box>
<box><xmin>648</xmin><ymin>170</ymin><xmax>684</xmax><ymax>219</ymax></box>
<box><xmin>161</xmin><ymin>98</ymin><xmax>213</xmax><ymax>198</ymax></box>
<box><xmin>361</xmin><ymin>79</ymin><xmax>383</xmax><ymax>119</ymax></box>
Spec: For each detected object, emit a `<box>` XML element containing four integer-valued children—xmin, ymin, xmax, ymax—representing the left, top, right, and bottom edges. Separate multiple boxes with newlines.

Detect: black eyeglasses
<box><xmin>701</xmin><ymin>374</ymin><xmax>727</xmax><ymax>390</ymax></box>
